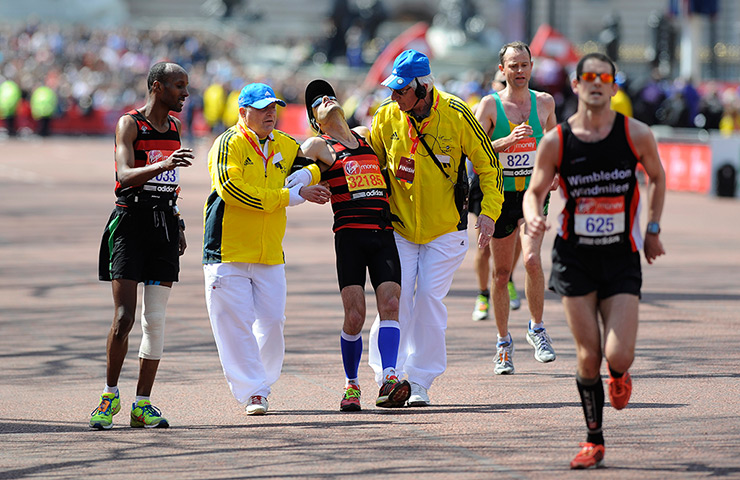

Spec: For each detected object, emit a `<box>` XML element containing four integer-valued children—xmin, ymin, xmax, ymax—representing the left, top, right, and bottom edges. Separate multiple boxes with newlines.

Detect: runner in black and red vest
<box><xmin>91</xmin><ymin>61</ymin><xmax>194</xmax><ymax>431</ymax></box>
<box><xmin>286</xmin><ymin>79</ymin><xmax>410</xmax><ymax>412</ymax></box>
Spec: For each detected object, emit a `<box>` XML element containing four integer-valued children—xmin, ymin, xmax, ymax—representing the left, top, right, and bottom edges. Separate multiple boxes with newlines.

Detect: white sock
<box><xmin>382</xmin><ymin>367</ymin><xmax>397</xmax><ymax>381</ymax></box>
<box><xmin>529</xmin><ymin>320</ymin><xmax>544</xmax><ymax>331</ymax></box>
<box><xmin>345</xmin><ymin>378</ymin><xmax>359</xmax><ymax>388</ymax></box>
<box><xmin>497</xmin><ymin>332</ymin><xmax>512</xmax><ymax>345</ymax></box>
<box><xmin>135</xmin><ymin>396</ymin><xmax>150</xmax><ymax>403</ymax></box>
<box><xmin>104</xmin><ymin>384</ymin><xmax>118</xmax><ymax>395</ymax></box>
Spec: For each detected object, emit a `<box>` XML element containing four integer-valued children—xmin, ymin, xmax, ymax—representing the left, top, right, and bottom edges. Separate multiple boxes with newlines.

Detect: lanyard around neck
<box><xmin>405</xmin><ymin>116</ymin><xmax>430</xmax><ymax>159</ymax></box>
<box><xmin>404</xmin><ymin>92</ymin><xmax>439</xmax><ymax>159</ymax></box>
<box><xmin>238</xmin><ymin>123</ymin><xmax>274</xmax><ymax>165</ymax></box>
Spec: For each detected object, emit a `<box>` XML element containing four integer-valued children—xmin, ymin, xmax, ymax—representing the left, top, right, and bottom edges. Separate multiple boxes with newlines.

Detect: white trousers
<box><xmin>369</xmin><ymin>230</ymin><xmax>468</xmax><ymax>388</ymax></box>
<box><xmin>204</xmin><ymin>262</ymin><xmax>286</xmax><ymax>404</ymax></box>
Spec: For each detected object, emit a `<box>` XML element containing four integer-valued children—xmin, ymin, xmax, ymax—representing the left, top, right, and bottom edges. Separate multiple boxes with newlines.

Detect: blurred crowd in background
<box><xmin>2</xmin><ymin>19</ymin><xmax>740</xmax><ymax>140</ymax></box>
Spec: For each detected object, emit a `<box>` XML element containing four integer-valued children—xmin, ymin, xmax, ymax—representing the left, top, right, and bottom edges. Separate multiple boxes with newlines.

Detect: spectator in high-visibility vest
<box><xmin>202</xmin><ymin>82</ymin><xmax>226</xmax><ymax>133</ymax></box>
<box><xmin>719</xmin><ymin>89</ymin><xmax>740</xmax><ymax>136</ymax></box>
<box><xmin>610</xmin><ymin>72</ymin><xmax>633</xmax><ymax>118</ymax></box>
<box><xmin>221</xmin><ymin>87</ymin><xmax>240</xmax><ymax>128</ymax></box>
<box><xmin>0</xmin><ymin>79</ymin><xmax>22</xmax><ymax>137</ymax></box>
<box><xmin>30</xmin><ymin>85</ymin><xmax>57</xmax><ymax>137</ymax></box>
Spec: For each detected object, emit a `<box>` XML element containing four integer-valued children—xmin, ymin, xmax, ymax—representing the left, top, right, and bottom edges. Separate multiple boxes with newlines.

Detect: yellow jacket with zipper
<box><xmin>202</xmin><ymin>119</ymin><xmax>318</xmax><ymax>265</ymax></box>
<box><xmin>369</xmin><ymin>88</ymin><xmax>504</xmax><ymax>244</ymax></box>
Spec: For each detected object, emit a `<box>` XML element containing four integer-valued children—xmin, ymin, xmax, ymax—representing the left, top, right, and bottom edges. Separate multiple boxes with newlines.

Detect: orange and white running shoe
<box><xmin>607</xmin><ymin>369</ymin><xmax>632</xmax><ymax>410</ymax></box>
<box><xmin>570</xmin><ymin>442</ymin><xmax>605</xmax><ymax>469</ymax></box>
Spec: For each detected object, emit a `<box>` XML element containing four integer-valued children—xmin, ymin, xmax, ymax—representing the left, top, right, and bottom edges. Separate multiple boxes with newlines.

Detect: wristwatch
<box><xmin>646</xmin><ymin>221</ymin><xmax>660</xmax><ymax>235</ymax></box>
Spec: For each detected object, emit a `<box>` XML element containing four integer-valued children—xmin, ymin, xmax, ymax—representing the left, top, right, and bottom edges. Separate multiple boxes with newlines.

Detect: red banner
<box><xmin>657</xmin><ymin>142</ymin><xmax>712</xmax><ymax>193</ymax></box>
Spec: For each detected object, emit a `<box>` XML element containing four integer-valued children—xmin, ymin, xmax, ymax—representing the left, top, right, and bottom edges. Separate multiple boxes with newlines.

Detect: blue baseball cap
<box><xmin>238</xmin><ymin>83</ymin><xmax>287</xmax><ymax>109</ymax></box>
<box><xmin>381</xmin><ymin>49</ymin><xmax>431</xmax><ymax>90</ymax></box>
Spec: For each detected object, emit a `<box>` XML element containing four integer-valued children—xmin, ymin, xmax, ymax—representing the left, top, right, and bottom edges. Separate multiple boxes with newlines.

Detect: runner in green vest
<box><xmin>475</xmin><ymin>41</ymin><xmax>558</xmax><ymax>375</ymax></box>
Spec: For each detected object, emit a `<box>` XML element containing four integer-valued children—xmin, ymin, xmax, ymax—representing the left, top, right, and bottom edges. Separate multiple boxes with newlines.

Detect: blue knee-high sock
<box><xmin>378</xmin><ymin>320</ymin><xmax>401</xmax><ymax>371</ymax></box>
<box><xmin>340</xmin><ymin>331</ymin><xmax>362</xmax><ymax>381</ymax></box>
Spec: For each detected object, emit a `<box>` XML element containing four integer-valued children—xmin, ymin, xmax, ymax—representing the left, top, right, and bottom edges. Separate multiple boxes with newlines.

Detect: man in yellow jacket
<box><xmin>367</xmin><ymin>49</ymin><xmax>504</xmax><ymax>406</ymax></box>
<box><xmin>202</xmin><ymin>83</ymin><xmax>329</xmax><ymax>415</ymax></box>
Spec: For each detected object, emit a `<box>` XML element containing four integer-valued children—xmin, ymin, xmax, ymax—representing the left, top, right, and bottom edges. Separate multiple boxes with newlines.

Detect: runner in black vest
<box><xmin>524</xmin><ymin>53</ymin><xmax>666</xmax><ymax>470</ymax></box>
<box><xmin>287</xmin><ymin>79</ymin><xmax>410</xmax><ymax>411</ymax></box>
<box><xmin>91</xmin><ymin>62</ymin><xmax>193</xmax><ymax>430</ymax></box>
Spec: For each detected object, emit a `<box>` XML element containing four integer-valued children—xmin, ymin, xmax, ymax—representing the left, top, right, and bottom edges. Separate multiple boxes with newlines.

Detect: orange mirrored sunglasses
<box><xmin>579</xmin><ymin>72</ymin><xmax>614</xmax><ymax>83</ymax></box>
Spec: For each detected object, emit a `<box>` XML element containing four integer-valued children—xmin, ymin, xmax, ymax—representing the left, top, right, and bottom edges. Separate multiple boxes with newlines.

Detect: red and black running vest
<box><xmin>114</xmin><ymin>109</ymin><xmax>181</xmax><ymax>208</ymax></box>
<box><xmin>557</xmin><ymin>113</ymin><xmax>641</xmax><ymax>252</ymax></box>
<box><xmin>320</xmin><ymin>131</ymin><xmax>393</xmax><ymax>233</ymax></box>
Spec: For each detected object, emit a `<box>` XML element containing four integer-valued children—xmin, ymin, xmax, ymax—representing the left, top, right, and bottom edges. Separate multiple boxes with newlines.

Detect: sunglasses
<box><xmin>392</xmin><ymin>85</ymin><xmax>413</xmax><ymax>95</ymax></box>
<box><xmin>579</xmin><ymin>72</ymin><xmax>614</xmax><ymax>83</ymax></box>
<box><xmin>311</xmin><ymin>95</ymin><xmax>337</xmax><ymax>109</ymax></box>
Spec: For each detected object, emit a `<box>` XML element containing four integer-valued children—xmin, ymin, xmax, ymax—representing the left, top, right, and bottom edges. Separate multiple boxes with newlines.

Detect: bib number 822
<box><xmin>506</xmin><ymin>153</ymin><xmax>529</xmax><ymax>168</ymax></box>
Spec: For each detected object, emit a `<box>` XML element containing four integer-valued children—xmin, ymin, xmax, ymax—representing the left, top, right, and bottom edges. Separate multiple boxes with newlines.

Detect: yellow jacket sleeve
<box><xmin>454</xmin><ymin>98</ymin><xmax>504</xmax><ymax>222</ymax></box>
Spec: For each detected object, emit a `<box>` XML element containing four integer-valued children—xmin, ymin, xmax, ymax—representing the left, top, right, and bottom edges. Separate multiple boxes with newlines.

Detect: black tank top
<box><xmin>114</xmin><ymin>109</ymin><xmax>181</xmax><ymax>208</ymax></box>
<box><xmin>557</xmin><ymin>113</ymin><xmax>641</xmax><ymax>252</ymax></box>
<box><xmin>320</xmin><ymin>131</ymin><xmax>393</xmax><ymax>232</ymax></box>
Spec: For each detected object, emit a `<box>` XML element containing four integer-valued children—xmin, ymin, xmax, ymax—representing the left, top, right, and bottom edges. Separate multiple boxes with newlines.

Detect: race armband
<box><xmin>290</xmin><ymin>156</ymin><xmax>314</xmax><ymax>173</ymax></box>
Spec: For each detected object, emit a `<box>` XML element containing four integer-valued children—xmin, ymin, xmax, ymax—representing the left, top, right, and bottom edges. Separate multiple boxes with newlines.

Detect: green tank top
<box><xmin>491</xmin><ymin>90</ymin><xmax>543</xmax><ymax>192</ymax></box>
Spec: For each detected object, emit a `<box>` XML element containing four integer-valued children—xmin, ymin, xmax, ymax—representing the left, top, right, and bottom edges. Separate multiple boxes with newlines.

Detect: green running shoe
<box><xmin>90</xmin><ymin>391</ymin><xmax>121</xmax><ymax>430</ymax></box>
<box><xmin>472</xmin><ymin>294</ymin><xmax>490</xmax><ymax>321</ymax></box>
<box><xmin>508</xmin><ymin>281</ymin><xmax>521</xmax><ymax>310</ymax></box>
<box><xmin>130</xmin><ymin>400</ymin><xmax>169</xmax><ymax>428</ymax></box>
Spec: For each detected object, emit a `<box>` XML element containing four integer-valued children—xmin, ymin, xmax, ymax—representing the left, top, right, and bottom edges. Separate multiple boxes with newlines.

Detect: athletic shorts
<box><xmin>334</xmin><ymin>228</ymin><xmax>401</xmax><ymax>290</ymax></box>
<box><xmin>548</xmin><ymin>236</ymin><xmax>642</xmax><ymax>299</ymax></box>
<box><xmin>98</xmin><ymin>206</ymin><xmax>180</xmax><ymax>283</ymax></box>
<box><xmin>493</xmin><ymin>190</ymin><xmax>550</xmax><ymax>239</ymax></box>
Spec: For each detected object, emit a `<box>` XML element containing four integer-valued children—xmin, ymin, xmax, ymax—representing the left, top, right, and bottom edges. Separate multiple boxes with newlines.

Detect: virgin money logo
<box><xmin>505</xmin><ymin>139</ymin><xmax>536</xmax><ymax>152</ymax></box>
<box><xmin>576</xmin><ymin>197</ymin><xmax>624</xmax><ymax>214</ymax></box>
<box><xmin>148</xmin><ymin>150</ymin><xmax>164</xmax><ymax>164</ymax></box>
<box><xmin>344</xmin><ymin>160</ymin><xmax>360</xmax><ymax>175</ymax></box>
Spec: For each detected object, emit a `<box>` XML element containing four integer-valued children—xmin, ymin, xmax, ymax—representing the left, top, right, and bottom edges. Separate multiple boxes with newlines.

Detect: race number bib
<box><xmin>147</xmin><ymin>150</ymin><xmax>179</xmax><ymax>186</ymax></box>
<box><xmin>574</xmin><ymin>196</ymin><xmax>625</xmax><ymax>236</ymax></box>
<box><xmin>344</xmin><ymin>158</ymin><xmax>387</xmax><ymax>191</ymax></box>
<box><xmin>395</xmin><ymin>156</ymin><xmax>415</xmax><ymax>184</ymax></box>
<box><xmin>500</xmin><ymin>138</ymin><xmax>536</xmax><ymax>177</ymax></box>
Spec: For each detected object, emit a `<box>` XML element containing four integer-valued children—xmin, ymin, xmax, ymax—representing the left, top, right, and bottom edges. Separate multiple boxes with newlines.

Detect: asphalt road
<box><xmin>1</xmin><ymin>137</ymin><xmax>739</xmax><ymax>479</ymax></box>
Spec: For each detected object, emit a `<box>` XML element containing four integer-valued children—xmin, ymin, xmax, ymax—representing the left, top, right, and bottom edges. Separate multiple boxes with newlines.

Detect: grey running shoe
<box><xmin>526</xmin><ymin>327</ymin><xmax>556</xmax><ymax>363</ymax></box>
<box><xmin>508</xmin><ymin>281</ymin><xmax>521</xmax><ymax>310</ymax></box>
<box><xmin>493</xmin><ymin>340</ymin><xmax>515</xmax><ymax>375</ymax></box>
<box><xmin>407</xmin><ymin>381</ymin><xmax>430</xmax><ymax>407</ymax></box>
<box><xmin>472</xmin><ymin>294</ymin><xmax>490</xmax><ymax>321</ymax></box>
